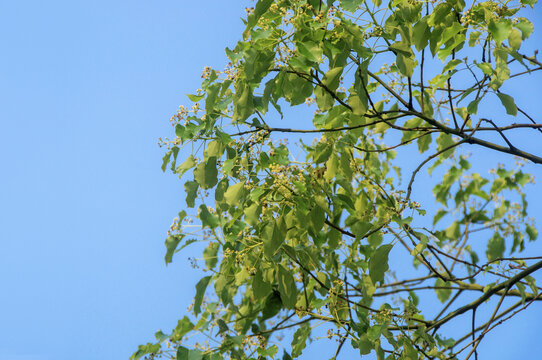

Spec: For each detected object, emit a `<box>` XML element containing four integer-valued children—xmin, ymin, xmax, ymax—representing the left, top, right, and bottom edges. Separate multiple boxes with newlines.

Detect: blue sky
<box><xmin>0</xmin><ymin>1</ymin><xmax>541</xmax><ymax>360</ymax></box>
<box><xmin>0</xmin><ymin>1</ymin><xmax>250</xmax><ymax>359</ymax></box>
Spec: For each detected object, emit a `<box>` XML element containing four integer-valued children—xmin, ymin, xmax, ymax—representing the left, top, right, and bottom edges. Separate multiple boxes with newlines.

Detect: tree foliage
<box><xmin>135</xmin><ymin>0</ymin><xmax>542</xmax><ymax>359</ymax></box>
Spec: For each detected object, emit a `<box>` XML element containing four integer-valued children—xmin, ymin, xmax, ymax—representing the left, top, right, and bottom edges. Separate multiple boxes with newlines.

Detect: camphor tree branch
<box><xmin>136</xmin><ymin>1</ymin><xmax>542</xmax><ymax>360</ymax></box>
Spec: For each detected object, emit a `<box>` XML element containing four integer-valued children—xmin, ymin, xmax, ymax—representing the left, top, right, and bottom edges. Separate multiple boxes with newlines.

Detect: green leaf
<box><xmin>516</xmin><ymin>282</ymin><xmax>527</xmax><ymax>304</ymax></box>
<box><xmin>442</xmin><ymin>59</ymin><xmax>462</xmax><ymax>73</ymax></box>
<box><xmin>243</xmin><ymin>0</ymin><xmax>273</xmax><ymax>36</ymax></box>
<box><xmin>199</xmin><ymin>204</ymin><xmax>219</xmax><ymax>229</ymax></box>
<box><xmin>435</xmin><ymin>278</ymin><xmax>451</xmax><ymax>303</ymax></box>
<box><xmin>309</xmin><ymin>205</ymin><xmax>325</xmax><ymax>234</ymax></box>
<box><xmin>244</xmin><ymin>202</ymin><xmax>261</xmax><ymax>226</ymax></box>
<box><xmin>486</xmin><ymin>233</ymin><xmax>505</xmax><ymax>261</ymax></box>
<box><xmin>314</xmin><ymin>86</ymin><xmax>334</xmax><ymax>111</ymax></box>
<box><xmin>413</xmin><ymin>18</ymin><xmax>430</xmax><ymax>51</ymax></box>
<box><xmin>514</xmin><ymin>19</ymin><xmax>534</xmax><ymax>39</ymax></box>
<box><xmin>402</xmin><ymin>342</ymin><xmax>418</xmax><ymax>360</ymax></box>
<box><xmin>475</xmin><ymin>62</ymin><xmax>493</xmax><ymax>75</ymax></box>
<box><xmin>263</xmin><ymin>220</ymin><xmax>284</xmax><ymax>258</ymax></box>
<box><xmin>277</xmin><ymin>265</ymin><xmax>297</xmax><ymax>309</ymax></box>
<box><xmin>496</xmin><ymin>92</ymin><xmax>518</xmax><ymax>116</ymax></box>
<box><xmin>369</xmin><ymin>244</ymin><xmax>393</xmax><ymax>284</ymax></box>
<box><xmin>348</xmin><ymin>92</ymin><xmax>368</xmax><ymax>115</ymax></box>
<box><xmin>283</xmin><ymin>73</ymin><xmax>313</xmax><ymax>105</ymax></box>
<box><xmin>194</xmin><ymin>276</ymin><xmax>211</xmax><ymax>315</ymax></box>
<box><xmin>254</xmin><ymin>0</ymin><xmax>273</xmax><ymax>19</ymax></box>
<box><xmin>488</xmin><ymin>19</ymin><xmax>512</xmax><ymax>44</ymax></box>
<box><xmin>433</xmin><ymin>209</ymin><xmax>447</xmax><ymax>226</ymax></box>
<box><xmin>165</xmin><ymin>234</ymin><xmax>185</xmax><ymax>264</ymax></box>
<box><xmin>186</xmin><ymin>93</ymin><xmax>204</xmax><ymax>102</ymax></box>
<box><xmin>253</xmin><ymin>270</ymin><xmax>272</xmax><ymax>298</ymax></box>
<box><xmin>469</xmin><ymin>31</ymin><xmax>482</xmax><ymax>47</ymax></box>
<box><xmin>389</xmin><ymin>42</ymin><xmax>412</xmax><ymax>57</ymax></box>
<box><xmin>314</xmin><ymin>143</ymin><xmax>333</xmax><ymax>164</ymax></box>
<box><xmin>490</xmin><ymin>178</ymin><xmax>506</xmax><ymax>194</ymax></box>
<box><xmin>417</xmin><ymin>133</ymin><xmax>431</xmax><ymax>153</ymax></box>
<box><xmin>224</xmin><ymin>182</ymin><xmax>246</xmax><ymax>206</ymax></box>
<box><xmin>161</xmin><ymin>150</ymin><xmax>172</xmax><ymax>172</ymax></box>
<box><xmin>233</xmin><ymin>81</ymin><xmax>254</xmax><ymax>121</ymax></box>
<box><xmin>176</xmin><ymin>346</ymin><xmax>189</xmax><ymax>360</ymax></box>
<box><xmin>204</xmin><ymin>140</ymin><xmax>224</xmax><ymax>160</ymax></box>
<box><xmin>186</xmin><ymin>349</ymin><xmax>203</xmax><ymax>360</ymax></box>
<box><xmin>291</xmin><ymin>323</ymin><xmax>311</xmax><ymax>357</ymax></box>
<box><xmin>508</xmin><ymin>28</ymin><xmax>522</xmax><ymax>50</ymax></box>
<box><xmin>173</xmin><ymin>317</ymin><xmax>194</xmax><ymax>340</ymax></box>
<box><xmin>526</xmin><ymin>224</ymin><xmax>538</xmax><ymax>241</ymax></box>
<box><xmin>132</xmin><ymin>343</ymin><xmax>161</xmax><ymax>360</ymax></box>
<box><xmin>525</xmin><ymin>276</ymin><xmax>538</xmax><ymax>296</ymax></box>
<box><xmin>297</xmin><ymin>41</ymin><xmax>323</xmax><ymax>62</ymax></box>
<box><xmin>396</xmin><ymin>53</ymin><xmax>416</xmax><ymax>77</ymax></box>
<box><xmin>203</xmin><ymin>242</ymin><xmax>219</xmax><ymax>269</ymax></box>
<box><xmin>325</xmin><ymin>154</ymin><xmax>339</xmax><ymax>181</ymax></box>
<box><xmin>193</xmin><ymin>157</ymin><xmax>218</xmax><ymax>189</ymax></box>
<box><xmin>258</xmin><ymin>345</ymin><xmax>278</xmax><ymax>358</ymax></box>
<box><xmin>356</xmin><ymin>334</ymin><xmax>373</xmax><ymax>355</ymax></box>
<box><xmin>282</xmin><ymin>350</ymin><xmax>293</xmax><ymax>360</ymax></box>
<box><xmin>520</xmin><ymin>0</ymin><xmax>537</xmax><ymax>7</ymax></box>
<box><xmin>205</xmin><ymin>83</ymin><xmax>221</xmax><ymax>113</ymax></box>
<box><xmin>244</xmin><ymin>48</ymin><xmax>275</xmax><ymax>83</ymax></box>
<box><xmin>321</xmin><ymin>67</ymin><xmax>344</xmax><ymax>91</ymax></box>
<box><xmin>467</xmin><ymin>98</ymin><xmax>481</xmax><ymax>114</ymax></box>
<box><xmin>261</xmin><ymin>290</ymin><xmax>283</xmax><ymax>320</ymax></box>
<box><xmin>184</xmin><ymin>181</ymin><xmax>198</xmax><ymax>208</ymax></box>
<box><xmin>176</xmin><ymin>154</ymin><xmax>196</xmax><ymax>175</ymax></box>
<box><xmin>445</xmin><ymin>221</ymin><xmax>460</xmax><ymax>240</ymax></box>
<box><xmin>436</xmin><ymin>133</ymin><xmax>455</xmax><ymax>158</ymax></box>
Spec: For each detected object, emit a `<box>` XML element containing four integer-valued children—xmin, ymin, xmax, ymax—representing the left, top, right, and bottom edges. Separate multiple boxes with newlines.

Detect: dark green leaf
<box><xmin>161</xmin><ymin>150</ymin><xmax>172</xmax><ymax>172</ymax></box>
<box><xmin>496</xmin><ymin>92</ymin><xmax>518</xmax><ymax>116</ymax></box>
<box><xmin>165</xmin><ymin>234</ymin><xmax>185</xmax><ymax>264</ymax></box>
<box><xmin>173</xmin><ymin>317</ymin><xmax>194</xmax><ymax>340</ymax></box>
<box><xmin>194</xmin><ymin>276</ymin><xmax>212</xmax><ymax>315</ymax></box>
<box><xmin>309</xmin><ymin>205</ymin><xmax>325</xmax><ymax>234</ymax></box>
<box><xmin>253</xmin><ymin>270</ymin><xmax>272</xmax><ymax>298</ymax></box>
<box><xmin>261</xmin><ymin>290</ymin><xmax>282</xmax><ymax>320</ymax></box>
<box><xmin>467</xmin><ymin>98</ymin><xmax>481</xmax><ymax>114</ymax></box>
<box><xmin>413</xmin><ymin>18</ymin><xmax>430</xmax><ymax>51</ymax></box>
<box><xmin>263</xmin><ymin>220</ymin><xmax>284</xmax><ymax>258</ymax></box>
<box><xmin>291</xmin><ymin>323</ymin><xmax>311</xmax><ymax>357</ymax></box>
<box><xmin>369</xmin><ymin>244</ymin><xmax>393</xmax><ymax>284</ymax></box>
<box><xmin>184</xmin><ymin>181</ymin><xmax>199</xmax><ymax>208</ymax></box>
<box><xmin>277</xmin><ymin>264</ymin><xmax>297</xmax><ymax>309</ymax></box>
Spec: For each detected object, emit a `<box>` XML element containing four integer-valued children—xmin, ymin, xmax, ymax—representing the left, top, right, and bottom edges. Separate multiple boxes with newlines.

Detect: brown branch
<box><xmin>428</xmin><ymin>259</ymin><xmax>542</xmax><ymax>331</ymax></box>
<box><xmin>406</xmin><ymin>110</ymin><xmax>542</xmax><ymax>164</ymax></box>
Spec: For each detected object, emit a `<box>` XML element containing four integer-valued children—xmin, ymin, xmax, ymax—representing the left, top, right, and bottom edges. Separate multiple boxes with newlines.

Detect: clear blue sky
<box><xmin>0</xmin><ymin>2</ymin><xmax>540</xmax><ymax>360</ymax></box>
